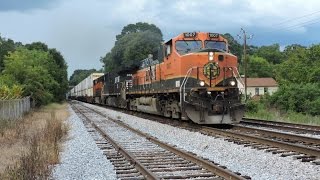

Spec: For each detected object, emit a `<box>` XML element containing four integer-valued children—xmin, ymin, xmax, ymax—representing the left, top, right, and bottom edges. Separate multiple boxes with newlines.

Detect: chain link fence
<box><xmin>0</xmin><ymin>96</ymin><xmax>31</xmax><ymax>120</ymax></box>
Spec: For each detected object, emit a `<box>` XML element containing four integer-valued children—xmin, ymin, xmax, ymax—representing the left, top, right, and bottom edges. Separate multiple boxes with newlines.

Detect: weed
<box><xmin>245</xmin><ymin>100</ymin><xmax>320</xmax><ymax>125</ymax></box>
<box><xmin>0</xmin><ymin>103</ymin><xmax>69</xmax><ymax>179</ymax></box>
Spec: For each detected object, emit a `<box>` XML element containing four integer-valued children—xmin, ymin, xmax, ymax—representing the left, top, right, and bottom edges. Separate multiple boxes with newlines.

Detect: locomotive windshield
<box><xmin>204</xmin><ymin>41</ymin><xmax>227</xmax><ymax>51</ymax></box>
<box><xmin>175</xmin><ymin>40</ymin><xmax>202</xmax><ymax>55</ymax></box>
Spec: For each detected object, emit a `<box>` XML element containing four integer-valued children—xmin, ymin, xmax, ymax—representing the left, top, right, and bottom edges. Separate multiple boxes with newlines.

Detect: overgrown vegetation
<box><xmin>245</xmin><ymin>98</ymin><xmax>320</xmax><ymax>125</ymax></box>
<box><xmin>0</xmin><ymin>36</ymin><xmax>68</xmax><ymax>105</ymax></box>
<box><xmin>0</xmin><ymin>103</ymin><xmax>69</xmax><ymax>179</ymax></box>
<box><xmin>0</xmin><ymin>84</ymin><xmax>23</xmax><ymax>100</ymax></box>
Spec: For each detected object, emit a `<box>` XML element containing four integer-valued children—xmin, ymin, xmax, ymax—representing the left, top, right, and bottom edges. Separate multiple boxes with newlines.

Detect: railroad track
<box><xmin>77</xmin><ymin>102</ymin><xmax>320</xmax><ymax>165</ymax></box>
<box><xmin>201</xmin><ymin>126</ymin><xmax>320</xmax><ymax>164</ymax></box>
<box><xmin>241</xmin><ymin>118</ymin><xmax>320</xmax><ymax>135</ymax></box>
<box><xmin>120</xmin><ymin>108</ymin><xmax>320</xmax><ymax>165</ymax></box>
<box><xmin>71</xmin><ymin>102</ymin><xmax>249</xmax><ymax>180</ymax></box>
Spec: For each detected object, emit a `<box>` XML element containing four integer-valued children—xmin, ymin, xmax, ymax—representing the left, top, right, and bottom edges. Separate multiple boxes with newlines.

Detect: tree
<box><xmin>48</xmin><ymin>48</ymin><xmax>68</xmax><ymax>101</ymax></box>
<box><xmin>269</xmin><ymin>44</ymin><xmax>320</xmax><ymax>115</ymax></box>
<box><xmin>222</xmin><ymin>33</ymin><xmax>242</xmax><ymax>59</ymax></box>
<box><xmin>274</xmin><ymin>44</ymin><xmax>320</xmax><ymax>84</ymax></box>
<box><xmin>0</xmin><ymin>36</ymin><xmax>16</xmax><ymax>72</ymax></box>
<box><xmin>247</xmin><ymin>56</ymin><xmax>273</xmax><ymax>77</ymax></box>
<box><xmin>25</xmin><ymin>42</ymin><xmax>49</xmax><ymax>52</ymax></box>
<box><xmin>69</xmin><ymin>69</ymin><xmax>101</xmax><ymax>86</ymax></box>
<box><xmin>102</xmin><ymin>22</ymin><xmax>163</xmax><ymax>74</ymax></box>
<box><xmin>253</xmin><ymin>44</ymin><xmax>283</xmax><ymax>64</ymax></box>
<box><xmin>26</xmin><ymin>42</ymin><xmax>69</xmax><ymax>101</ymax></box>
<box><xmin>3</xmin><ymin>47</ymin><xmax>59</xmax><ymax>106</ymax></box>
<box><xmin>116</xmin><ymin>22</ymin><xmax>163</xmax><ymax>41</ymax></box>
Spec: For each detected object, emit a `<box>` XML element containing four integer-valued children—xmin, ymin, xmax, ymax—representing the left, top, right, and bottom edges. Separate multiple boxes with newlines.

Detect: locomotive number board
<box><xmin>184</xmin><ymin>32</ymin><xmax>197</xmax><ymax>38</ymax></box>
<box><xmin>209</xmin><ymin>33</ymin><xmax>219</xmax><ymax>38</ymax></box>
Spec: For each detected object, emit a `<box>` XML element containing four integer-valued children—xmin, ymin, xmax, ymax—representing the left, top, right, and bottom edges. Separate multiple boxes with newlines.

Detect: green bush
<box><xmin>245</xmin><ymin>100</ymin><xmax>259</xmax><ymax>113</ymax></box>
<box><xmin>270</xmin><ymin>83</ymin><xmax>320</xmax><ymax>115</ymax></box>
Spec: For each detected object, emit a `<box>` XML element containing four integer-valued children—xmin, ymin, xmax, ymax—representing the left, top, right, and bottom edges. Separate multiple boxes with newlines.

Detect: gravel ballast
<box><xmin>83</xmin><ymin>103</ymin><xmax>320</xmax><ymax>180</ymax></box>
<box><xmin>51</xmin><ymin>106</ymin><xmax>117</xmax><ymax>180</ymax></box>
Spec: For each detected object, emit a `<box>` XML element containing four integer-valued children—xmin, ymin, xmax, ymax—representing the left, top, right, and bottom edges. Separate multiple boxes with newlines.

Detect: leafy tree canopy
<box><xmin>247</xmin><ymin>56</ymin><xmax>273</xmax><ymax>78</ymax></box>
<box><xmin>0</xmin><ymin>36</ymin><xmax>68</xmax><ymax>104</ymax></box>
<box><xmin>116</xmin><ymin>22</ymin><xmax>163</xmax><ymax>41</ymax></box>
<box><xmin>222</xmin><ymin>33</ymin><xmax>242</xmax><ymax>59</ymax></box>
<box><xmin>3</xmin><ymin>47</ymin><xmax>59</xmax><ymax>105</ymax></box>
<box><xmin>101</xmin><ymin>22</ymin><xmax>163</xmax><ymax>74</ymax></box>
<box><xmin>253</xmin><ymin>44</ymin><xmax>283</xmax><ymax>64</ymax></box>
<box><xmin>274</xmin><ymin>44</ymin><xmax>320</xmax><ymax>85</ymax></box>
<box><xmin>69</xmin><ymin>69</ymin><xmax>101</xmax><ymax>86</ymax></box>
<box><xmin>0</xmin><ymin>35</ymin><xmax>21</xmax><ymax>72</ymax></box>
<box><xmin>25</xmin><ymin>42</ymin><xmax>68</xmax><ymax>101</ymax></box>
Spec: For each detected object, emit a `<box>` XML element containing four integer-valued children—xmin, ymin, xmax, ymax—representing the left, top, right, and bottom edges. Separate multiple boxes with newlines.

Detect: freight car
<box><xmin>69</xmin><ymin>73</ymin><xmax>104</xmax><ymax>102</ymax></box>
<box><xmin>72</xmin><ymin>32</ymin><xmax>245</xmax><ymax>124</ymax></box>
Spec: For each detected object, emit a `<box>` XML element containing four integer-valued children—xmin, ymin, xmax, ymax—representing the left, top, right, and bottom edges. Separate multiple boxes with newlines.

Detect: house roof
<box><xmin>245</xmin><ymin>78</ymin><xmax>278</xmax><ymax>87</ymax></box>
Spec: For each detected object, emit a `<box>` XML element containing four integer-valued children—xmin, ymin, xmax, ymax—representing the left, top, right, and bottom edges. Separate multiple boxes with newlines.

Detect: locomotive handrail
<box><xmin>179</xmin><ymin>66</ymin><xmax>198</xmax><ymax>107</ymax></box>
<box><xmin>232</xmin><ymin>67</ymin><xmax>245</xmax><ymax>88</ymax></box>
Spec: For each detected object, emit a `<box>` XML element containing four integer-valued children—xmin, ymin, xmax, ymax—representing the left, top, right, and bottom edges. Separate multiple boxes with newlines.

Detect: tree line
<box><xmin>0</xmin><ymin>36</ymin><xmax>68</xmax><ymax>106</ymax></box>
<box><xmin>225</xmin><ymin>36</ymin><xmax>320</xmax><ymax>115</ymax></box>
<box><xmin>69</xmin><ymin>22</ymin><xmax>162</xmax><ymax>85</ymax></box>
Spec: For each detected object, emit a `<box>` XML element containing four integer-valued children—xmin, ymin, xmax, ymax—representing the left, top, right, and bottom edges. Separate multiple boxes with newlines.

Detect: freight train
<box><xmin>69</xmin><ymin>32</ymin><xmax>245</xmax><ymax>124</ymax></box>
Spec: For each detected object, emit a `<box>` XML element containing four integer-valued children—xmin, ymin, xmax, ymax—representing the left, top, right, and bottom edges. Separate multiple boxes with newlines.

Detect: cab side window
<box><xmin>164</xmin><ymin>40</ymin><xmax>172</xmax><ymax>58</ymax></box>
<box><xmin>165</xmin><ymin>44</ymin><xmax>171</xmax><ymax>56</ymax></box>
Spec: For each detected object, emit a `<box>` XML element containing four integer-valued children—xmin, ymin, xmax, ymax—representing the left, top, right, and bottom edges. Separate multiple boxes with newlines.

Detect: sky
<box><xmin>1</xmin><ymin>0</ymin><xmax>320</xmax><ymax>78</ymax></box>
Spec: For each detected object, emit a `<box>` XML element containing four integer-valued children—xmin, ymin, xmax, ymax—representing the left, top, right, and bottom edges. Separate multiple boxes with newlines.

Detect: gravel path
<box><xmin>51</xmin><ymin>105</ymin><xmax>117</xmax><ymax>180</ymax></box>
<box><xmin>83</xmin><ymin>103</ymin><xmax>320</xmax><ymax>180</ymax></box>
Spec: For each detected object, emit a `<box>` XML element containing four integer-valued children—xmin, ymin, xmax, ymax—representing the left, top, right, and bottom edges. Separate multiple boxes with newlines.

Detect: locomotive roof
<box><xmin>164</xmin><ymin>32</ymin><xmax>228</xmax><ymax>44</ymax></box>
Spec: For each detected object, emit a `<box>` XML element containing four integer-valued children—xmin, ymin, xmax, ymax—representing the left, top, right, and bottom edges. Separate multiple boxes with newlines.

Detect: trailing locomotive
<box><xmin>71</xmin><ymin>32</ymin><xmax>245</xmax><ymax>124</ymax></box>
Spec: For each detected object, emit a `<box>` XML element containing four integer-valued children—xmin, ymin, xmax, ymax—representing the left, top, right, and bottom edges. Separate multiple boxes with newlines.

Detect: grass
<box><xmin>0</xmin><ymin>102</ymin><xmax>69</xmax><ymax>179</ymax></box>
<box><xmin>245</xmin><ymin>103</ymin><xmax>320</xmax><ymax>125</ymax></box>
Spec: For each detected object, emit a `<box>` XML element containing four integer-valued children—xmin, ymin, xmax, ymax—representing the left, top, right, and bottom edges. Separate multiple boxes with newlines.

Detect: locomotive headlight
<box><xmin>229</xmin><ymin>80</ymin><xmax>236</xmax><ymax>86</ymax></box>
<box><xmin>208</xmin><ymin>52</ymin><xmax>214</xmax><ymax>61</ymax></box>
<box><xmin>199</xmin><ymin>81</ymin><xmax>205</xmax><ymax>86</ymax></box>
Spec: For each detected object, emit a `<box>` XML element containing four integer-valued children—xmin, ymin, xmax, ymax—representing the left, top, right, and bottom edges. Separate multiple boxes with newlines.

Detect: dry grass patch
<box><xmin>0</xmin><ymin>102</ymin><xmax>69</xmax><ymax>179</ymax></box>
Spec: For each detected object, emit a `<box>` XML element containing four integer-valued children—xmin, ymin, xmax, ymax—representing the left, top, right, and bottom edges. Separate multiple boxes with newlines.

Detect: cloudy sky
<box><xmin>1</xmin><ymin>0</ymin><xmax>320</xmax><ymax>77</ymax></box>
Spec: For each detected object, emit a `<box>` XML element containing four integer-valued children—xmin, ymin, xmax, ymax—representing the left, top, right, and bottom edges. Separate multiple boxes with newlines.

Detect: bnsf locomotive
<box><xmin>70</xmin><ymin>32</ymin><xmax>245</xmax><ymax>124</ymax></box>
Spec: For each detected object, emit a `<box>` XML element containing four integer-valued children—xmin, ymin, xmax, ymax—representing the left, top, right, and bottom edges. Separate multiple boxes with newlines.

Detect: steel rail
<box><xmin>72</xmin><ymin>104</ymin><xmax>159</xmax><ymax>180</ymax></box>
<box><xmin>232</xmin><ymin>125</ymin><xmax>320</xmax><ymax>145</ymax></box>
<box><xmin>77</xmin><ymin>102</ymin><xmax>247</xmax><ymax>180</ymax></box>
<box><xmin>202</xmin><ymin>126</ymin><xmax>320</xmax><ymax>158</ymax></box>
<box><xmin>242</xmin><ymin>118</ymin><xmax>320</xmax><ymax>134</ymax></box>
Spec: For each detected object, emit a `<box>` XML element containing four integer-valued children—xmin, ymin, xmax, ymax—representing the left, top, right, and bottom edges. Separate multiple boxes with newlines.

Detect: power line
<box><xmin>272</xmin><ymin>10</ymin><xmax>320</xmax><ymax>27</ymax></box>
<box><xmin>253</xmin><ymin>10</ymin><xmax>320</xmax><ymax>37</ymax></box>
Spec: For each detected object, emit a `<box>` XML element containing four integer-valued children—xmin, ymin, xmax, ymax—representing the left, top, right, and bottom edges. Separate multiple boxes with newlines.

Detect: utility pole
<box><xmin>238</xmin><ymin>28</ymin><xmax>252</xmax><ymax>103</ymax></box>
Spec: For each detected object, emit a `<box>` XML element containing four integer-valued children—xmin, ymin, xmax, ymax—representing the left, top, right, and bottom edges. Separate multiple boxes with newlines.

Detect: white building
<box><xmin>238</xmin><ymin>78</ymin><xmax>278</xmax><ymax>97</ymax></box>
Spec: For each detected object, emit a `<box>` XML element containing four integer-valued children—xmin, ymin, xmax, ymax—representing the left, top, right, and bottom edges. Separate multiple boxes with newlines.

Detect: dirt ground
<box><xmin>0</xmin><ymin>103</ymin><xmax>69</xmax><ymax>174</ymax></box>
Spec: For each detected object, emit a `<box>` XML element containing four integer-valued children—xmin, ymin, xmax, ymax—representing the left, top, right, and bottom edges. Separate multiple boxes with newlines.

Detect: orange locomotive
<box><xmin>94</xmin><ymin>32</ymin><xmax>245</xmax><ymax>124</ymax></box>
